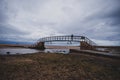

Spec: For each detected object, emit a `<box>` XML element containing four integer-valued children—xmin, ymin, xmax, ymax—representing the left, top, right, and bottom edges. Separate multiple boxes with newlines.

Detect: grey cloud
<box><xmin>0</xmin><ymin>0</ymin><xmax>120</xmax><ymax>45</ymax></box>
<box><xmin>57</xmin><ymin>14</ymin><xmax>120</xmax><ymax>41</ymax></box>
<box><xmin>0</xmin><ymin>24</ymin><xmax>29</xmax><ymax>41</ymax></box>
<box><xmin>0</xmin><ymin>0</ymin><xmax>8</xmax><ymax>23</ymax></box>
<box><xmin>0</xmin><ymin>24</ymin><xmax>28</xmax><ymax>35</ymax></box>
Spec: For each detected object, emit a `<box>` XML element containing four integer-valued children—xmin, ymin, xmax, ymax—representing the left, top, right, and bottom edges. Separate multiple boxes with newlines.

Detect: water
<box><xmin>0</xmin><ymin>48</ymin><xmax>70</xmax><ymax>55</ymax></box>
<box><xmin>45</xmin><ymin>41</ymin><xmax>80</xmax><ymax>46</ymax></box>
<box><xmin>0</xmin><ymin>48</ymin><xmax>41</xmax><ymax>55</ymax></box>
<box><xmin>45</xmin><ymin>49</ymin><xmax>70</xmax><ymax>54</ymax></box>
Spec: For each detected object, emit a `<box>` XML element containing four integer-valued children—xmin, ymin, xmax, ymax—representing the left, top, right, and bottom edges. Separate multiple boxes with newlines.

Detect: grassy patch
<box><xmin>0</xmin><ymin>53</ymin><xmax>120</xmax><ymax>80</ymax></box>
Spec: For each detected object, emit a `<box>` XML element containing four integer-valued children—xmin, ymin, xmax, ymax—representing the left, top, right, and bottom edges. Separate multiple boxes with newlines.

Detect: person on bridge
<box><xmin>71</xmin><ymin>34</ymin><xmax>73</xmax><ymax>41</ymax></box>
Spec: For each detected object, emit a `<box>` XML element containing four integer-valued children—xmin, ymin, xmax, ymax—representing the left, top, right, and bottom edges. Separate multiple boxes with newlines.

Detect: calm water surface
<box><xmin>0</xmin><ymin>48</ymin><xmax>69</xmax><ymax>55</ymax></box>
<box><xmin>0</xmin><ymin>48</ymin><xmax>41</xmax><ymax>55</ymax></box>
<box><xmin>45</xmin><ymin>49</ymin><xmax>69</xmax><ymax>54</ymax></box>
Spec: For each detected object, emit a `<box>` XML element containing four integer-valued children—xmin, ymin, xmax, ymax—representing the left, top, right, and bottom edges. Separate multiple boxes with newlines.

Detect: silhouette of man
<box><xmin>81</xmin><ymin>36</ymin><xmax>85</xmax><ymax>39</ymax></box>
<box><xmin>71</xmin><ymin>34</ymin><xmax>73</xmax><ymax>41</ymax></box>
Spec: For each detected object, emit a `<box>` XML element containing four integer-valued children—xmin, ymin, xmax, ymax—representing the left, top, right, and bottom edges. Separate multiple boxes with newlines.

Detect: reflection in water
<box><xmin>0</xmin><ymin>48</ymin><xmax>70</xmax><ymax>55</ymax></box>
<box><xmin>0</xmin><ymin>48</ymin><xmax>40</xmax><ymax>55</ymax></box>
<box><xmin>45</xmin><ymin>49</ymin><xmax>70</xmax><ymax>54</ymax></box>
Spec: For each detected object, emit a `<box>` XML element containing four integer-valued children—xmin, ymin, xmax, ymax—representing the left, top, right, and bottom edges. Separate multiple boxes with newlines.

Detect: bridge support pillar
<box><xmin>36</xmin><ymin>42</ymin><xmax>45</xmax><ymax>50</ymax></box>
<box><xmin>80</xmin><ymin>41</ymin><xmax>94</xmax><ymax>50</ymax></box>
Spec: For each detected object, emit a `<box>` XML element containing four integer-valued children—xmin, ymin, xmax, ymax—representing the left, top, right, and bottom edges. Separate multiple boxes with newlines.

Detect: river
<box><xmin>0</xmin><ymin>48</ymin><xmax>70</xmax><ymax>55</ymax></box>
<box><xmin>0</xmin><ymin>48</ymin><xmax>41</xmax><ymax>55</ymax></box>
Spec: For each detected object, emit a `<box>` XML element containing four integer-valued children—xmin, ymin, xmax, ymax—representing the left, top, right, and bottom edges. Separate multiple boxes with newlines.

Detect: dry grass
<box><xmin>0</xmin><ymin>53</ymin><xmax>120</xmax><ymax>80</ymax></box>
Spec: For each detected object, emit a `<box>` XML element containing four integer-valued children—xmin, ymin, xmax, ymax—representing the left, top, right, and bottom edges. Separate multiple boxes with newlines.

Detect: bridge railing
<box><xmin>38</xmin><ymin>36</ymin><xmax>86</xmax><ymax>42</ymax></box>
<box><xmin>84</xmin><ymin>37</ymin><xmax>97</xmax><ymax>46</ymax></box>
<box><xmin>38</xmin><ymin>35</ymin><xmax>97</xmax><ymax>46</ymax></box>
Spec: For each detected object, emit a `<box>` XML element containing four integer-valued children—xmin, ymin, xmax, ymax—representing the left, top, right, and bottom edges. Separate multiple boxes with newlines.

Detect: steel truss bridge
<box><xmin>32</xmin><ymin>35</ymin><xmax>97</xmax><ymax>50</ymax></box>
<box><xmin>28</xmin><ymin>35</ymin><xmax>120</xmax><ymax>57</ymax></box>
<box><xmin>38</xmin><ymin>35</ymin><xmax>96</xmax><ymax>45</ymax></box>
<box><xmin>30</xmin><ymin>35</ymin><xmax>120</xmax><ymax>54</ymax></box>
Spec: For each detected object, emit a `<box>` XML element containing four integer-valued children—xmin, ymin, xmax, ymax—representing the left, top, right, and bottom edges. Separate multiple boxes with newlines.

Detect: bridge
<box><xmin>29</xmin><ymin>35</ymin><xmax>120</xmax><ymax>58</ymax></box>
<box><xmin>32</xmin><ymin>35</ymin><xmax>97</xmax><ymax>50</ymax></box>
<box><xmin>30</xmin><ymin>35</ymin><xmax>120</xmax><ymax>54</ymax></box>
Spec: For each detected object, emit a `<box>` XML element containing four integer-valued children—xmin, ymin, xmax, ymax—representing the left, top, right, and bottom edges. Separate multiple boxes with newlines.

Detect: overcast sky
<box><xmin>0</xmin><ymin>0</ymin><xmax>120</xmax><ymax>45</ymax></box>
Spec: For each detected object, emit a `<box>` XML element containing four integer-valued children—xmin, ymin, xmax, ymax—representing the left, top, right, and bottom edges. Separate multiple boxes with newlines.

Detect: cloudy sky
<box><xmin>0</xmin><ymin>0</ymin><xmax>120</xmax><ymax>45</ymax></box>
